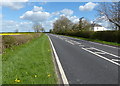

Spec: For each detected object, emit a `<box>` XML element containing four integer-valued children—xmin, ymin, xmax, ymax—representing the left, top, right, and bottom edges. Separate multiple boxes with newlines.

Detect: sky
<box><xmin>0</xmin><ymin>1</ymin><xmax>115</xmax><ymax>32</ymax></box>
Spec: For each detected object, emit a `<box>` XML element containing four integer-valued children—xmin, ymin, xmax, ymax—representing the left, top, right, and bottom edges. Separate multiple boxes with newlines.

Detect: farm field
<box><xmin>2</xmin><ymin>33</ymin><xmax>57</xmax><ymax>84</ymax></box>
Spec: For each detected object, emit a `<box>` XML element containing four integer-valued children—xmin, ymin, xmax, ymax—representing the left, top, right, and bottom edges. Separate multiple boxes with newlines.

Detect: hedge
<box><xmin>53</xmin><ymin>30</ymin><xmax>120</xmax><ymax>43</ymax></box>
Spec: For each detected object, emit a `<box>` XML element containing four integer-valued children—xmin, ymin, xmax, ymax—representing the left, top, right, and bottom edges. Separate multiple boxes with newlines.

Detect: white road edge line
<box><xmin>82</xmin><ymin>47</ymin><xmax>120</xmax><ymax>66</ymax></box>
<box><xmin>47</xmin><ymin>35</ymin><xmax>69</xmax><ymax>85</ymax></box>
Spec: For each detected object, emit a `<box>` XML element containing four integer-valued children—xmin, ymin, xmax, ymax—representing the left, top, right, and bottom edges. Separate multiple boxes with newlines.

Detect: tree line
<box><xmin>50</xmin><ymin>2</ymin><xmax>120</xmax><ymax>43</ymax></box>
<box><xmin>51</xmin><ymin>16</ymin><xmax>91</xmax><ymax>34</ymax></box>
<box><xmin>51</xmin><ymin>2</ymin><xmax>119</xmax><ymax>33</ymax></box>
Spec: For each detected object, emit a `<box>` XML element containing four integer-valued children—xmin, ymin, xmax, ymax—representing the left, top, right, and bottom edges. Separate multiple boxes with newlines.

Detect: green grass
<box><xmin>2</xmin><ymin>34</ymin><xmax>57</xmax><ymax>84</ymax></box>
<box><xmin>65</xmin><ymin>35</ymin><xmax>120</xmax><ymax>46</ymax></box>
<box><xmin>0</xmin><ymin>54</ymin><xmax>2</xmax><ymax>85</ymax></box>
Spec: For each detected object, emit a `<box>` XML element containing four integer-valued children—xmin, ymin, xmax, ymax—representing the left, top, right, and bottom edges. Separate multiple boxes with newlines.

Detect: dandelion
<box><xmin>15</xmin><ymin>78</ymin><xmax>20</xmax><ymax>83</ymax></box>
<box><xmin>47</xmin><ymin>74</ymin><xmax>51</xmax><ymax>77</ymax></box>
<box><xmin>34</xmin><ymin>75</ymin><xmax>37</xmax><ymax>78</ymax></box>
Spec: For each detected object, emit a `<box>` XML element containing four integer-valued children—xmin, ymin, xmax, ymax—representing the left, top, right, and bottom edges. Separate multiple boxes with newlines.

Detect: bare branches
<box><xmin>33</xmin><ymin>23</ymin><xmax>44</xmax><ymax>32</ymax></box>
<box><xmin>96</xmin><ymin>2</ymin><xmax>120</xmax><ymax>30</ymax></box>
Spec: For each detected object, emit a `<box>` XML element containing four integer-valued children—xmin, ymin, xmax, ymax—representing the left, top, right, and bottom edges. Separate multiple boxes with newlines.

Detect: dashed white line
<box><xmin>64</xmin><ymin>36</ymin><xmax>118</xmax><ymax>49</ymax></box>
<box><xmin>79</xmin><ymin>45</ymin><xmax>84</xmax><ymax>47</ymax></box>
<box><xmin>92</xmin><ymin>47</ymin><xmax>119</xmax><ymax>58</ymax></box>
<box><xmin>82</xmin><ymin>47</ymin><xmax>120</xmax><ymax>66</ymax></box>
<box><xmin>51</xmin><ymin>34</ymin><xmax>120</xmax><ymax>66</ymax></box>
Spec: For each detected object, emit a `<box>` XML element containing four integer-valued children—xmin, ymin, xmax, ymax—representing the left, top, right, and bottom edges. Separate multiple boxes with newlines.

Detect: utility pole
<box><xmin>79</xmin><ymin>17</ymin><xmax>84</xmax><ymax>31</ymax></box>
<box><xmin>92</xmin><ymin>21</ymin><xmax>95</xmax><ymax>31</ymax></box>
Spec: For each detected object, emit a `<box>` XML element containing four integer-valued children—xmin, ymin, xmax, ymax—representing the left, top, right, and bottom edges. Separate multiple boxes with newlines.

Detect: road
<box><xmin>48</xmin><ymin>34</ymin><xmax>120</xmax><ymax>85</ymax></box>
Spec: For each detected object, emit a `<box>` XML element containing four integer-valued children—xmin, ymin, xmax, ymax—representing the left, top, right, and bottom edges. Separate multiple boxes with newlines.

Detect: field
<box><xmin>2</xmin><ymin>33</ymin><xmax>57</xmax><ymax>84</ymax></box>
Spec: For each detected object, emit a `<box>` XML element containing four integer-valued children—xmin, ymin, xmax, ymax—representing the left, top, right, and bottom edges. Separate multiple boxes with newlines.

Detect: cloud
<box><xmin>60</xmin><ymin>14</ymin><xmax>79</xmax><ymax>23</ymax></box>
<box><xmin>20</xmin><ymin>6</ymin><xmax>60</xmax><ymax>31</ymax></box>
<box><xmin>1</xmin><ymin>2</ymin><xmax>25</xmax><ymax>10</ymax></box>
<box><xmin>52</xmin><ymin>11</ymin><xmax>60</xmax><ymax>16</ymax></box>
<box><xmin>61</xmin><ymin>9</ymin><xmax>73</xmax><ymax>16</ymax></box>
<box><xmin>0</xmin><ymin>14</ymin><xmax>2</xmax><ymax>19</ymax></box>
<box><xmin>1</xmin><ymin>0</ymin><xmax>28</xmax><ymax>10</ymax></box>
<box><xmin>2</xmin><ymin>20</ymin><xmax>33</xmax><ymax>32</ymax></box>
<box><xmin>68</xmin><ymin>16</ymin><xmax>79</xmax><ymax>23</ymax></box>
<box><xmin>0</xmin><ymin>14</ymin><xmax>2</xmax><ymax>31</ymax></box>
<box><xmin>20</xmin><ymin>10</ymin><xmax>50</xmax><ymax>23</ymax></box>
<box><xmin>59</xmin><ymin>9</ymin><xmax>79</xmax><ymax>23</ymax></box>
<box><xmin>2</xmin><ymin>0</ymin><xmax>28</xmax><ymax>2</ymax></box>
<box><xmin>33</xmin><ymin>6</ymin><xmax>43</xmax><ymax>12</ymax></box>
<box><xmin>79</xmin><ymin>2</ymin><xmax>98</xmax><ymax>11</ymax></box>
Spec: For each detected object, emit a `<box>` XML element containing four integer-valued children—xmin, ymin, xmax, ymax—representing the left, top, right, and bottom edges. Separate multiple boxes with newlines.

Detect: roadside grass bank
<box><xmin>2</xmin><ymin>33</ymin><xmax>41</xmax><ymax>52</ymax></box>
<box><xmin>2</xmin><ymin>34</ymin><xmax>57</xmax><ymax>84</ymax></box>
<box><xmin>0</xmin><ymin>32</ymin><xmax>37</xmax><ymax>35</ymax></box>
<box><xmin>0</xmin><ymin>54</ymin><xmax>2</xmax><ymax>85</ymax></box>
<box><xmin>66</xmin><ymin>35</ymin><xmax>120</xmax><ymax>47</ymax></box>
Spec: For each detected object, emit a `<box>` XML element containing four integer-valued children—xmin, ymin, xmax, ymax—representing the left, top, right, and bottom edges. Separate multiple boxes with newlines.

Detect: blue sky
<box><xmin>1</xmin><ymin>2</ymin><xmax>104</xmax><ymax>32</ymax></box>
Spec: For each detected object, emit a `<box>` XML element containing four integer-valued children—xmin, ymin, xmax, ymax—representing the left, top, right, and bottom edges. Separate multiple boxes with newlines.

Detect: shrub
<box><xmin>2</xmin><ymin>33</ymin><xmax>41</xmax><ymax>51</ymax></box>
<box><xmin>2</xmin><ymin>35</ymin><xmax>16</xmax><ymax>49</ymax></box>
<box><xmin>91</xmin><ymin>31</ymin><xmax>118</xmax><ymax>43</ymax></box>
<box><xmin>53</xmin><ymin>30</ymin><xmax>119</xmax><ymax>43</ymax></box>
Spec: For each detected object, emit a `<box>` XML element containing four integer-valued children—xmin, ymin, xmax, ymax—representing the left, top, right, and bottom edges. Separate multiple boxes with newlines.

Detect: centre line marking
<box><xmin>112</xmin><ymin>59</ymin><xmax>120</xmax><ymax>62</ymax></box>
<box><xmin>92</xmin><ymin>47</ymin><xmax>119</xmax><ymax>58</ymax></box>
<box><xmin>82</xmin><ymin>47</ymin><xmax>120</xmax><ymax>66</ymax></box>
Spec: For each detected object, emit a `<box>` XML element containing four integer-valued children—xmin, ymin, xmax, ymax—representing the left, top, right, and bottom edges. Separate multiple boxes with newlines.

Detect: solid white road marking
<box><xmin>82</xmin><ymin>47</ymin><xmax>120</xmax><ymax>66</ymax></box>
<box><xmin>112</xmin><ymin>59</ymin><xmax>120</xmax><ymax>62</ymax></box>
<box><xmin>83</xmin><ymin>47</ymin><xmax>119</xmax><ymax>58</ymax></box>
<box><xmin>94</xmin><ymin>52</ymin><xmax>106</xmax><ymax>54</ymax></box>
<box><xmin>92</xmin><ymin>47</ymin><xmax>119</xmax><ymax>58</ymax></box>
<box><xmin>47</xmin><ymin>35</ymin><xmax>69</xmax><ymax>85</ymax></box>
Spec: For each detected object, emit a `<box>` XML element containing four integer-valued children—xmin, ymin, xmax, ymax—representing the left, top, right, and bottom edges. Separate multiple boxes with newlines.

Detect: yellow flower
<box><xmin>26</xmin><ymin>72</ymin><xmax>28</xmax><ymax>74</ymax></box>
<box><xmin>47</xmin><ymin>74</ymin><xmax>51</xmax><ymax>77</ymax></box>
<box><xmin>34</xmin><ymin>75</ymin><xmax>37</xmax><ymax>78</ymax></box>
<box><xmin>15</xmin><ymin>78</ymin><xmax>20</xmax><ymax>83</ymax></box>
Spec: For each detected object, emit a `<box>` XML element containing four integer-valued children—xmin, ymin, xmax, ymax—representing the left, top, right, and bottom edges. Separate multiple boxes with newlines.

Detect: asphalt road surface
<box><xmin>48</xmin><ymin>34</ymin><xmax>120</xmax><ymax>85</ymax></box>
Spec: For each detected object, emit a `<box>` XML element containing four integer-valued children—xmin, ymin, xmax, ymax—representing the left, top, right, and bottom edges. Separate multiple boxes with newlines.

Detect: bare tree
<box><xmin>15</xmin><ymin>29</ymin><xmax>19</xmax><ymax>33</ymax></box>
<box><xmin>78</xmin><ymin>18</ymin><xmax>91</xmax><ymax>31</ymax></box>
<box><xmin>97</xmin><ymin>2</ymin><xmax>120</xmax><ymax>30</ymax></box>
<box><xmin>33</xmin><ymin>23</ymin><xmax>44</xmax><ymax>32</ymax></box>
<box><xmin>41</xmin><ymin>28</ymin><xmax>45</xmax><ymax>32</ymax></box>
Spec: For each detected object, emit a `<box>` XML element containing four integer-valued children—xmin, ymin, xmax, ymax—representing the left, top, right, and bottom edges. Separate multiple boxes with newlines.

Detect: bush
<box><xmin>2</xmin><ymin>35</ymin><xmax>16</xmax><ymax>49</ymax></box>
<box><xmin>91</xmin><ymin>31</ymin><xmax>119</xmax><ymax>43</ymax></box>
<box><xmin>2</xmin><ymin>33</ymin><xmax>41</xmax><ymax>50</ymax></box>
<box><xmin>53</xmin><ymin>30</ymin><xmax>119</xmax><ymax>43</ymax></box>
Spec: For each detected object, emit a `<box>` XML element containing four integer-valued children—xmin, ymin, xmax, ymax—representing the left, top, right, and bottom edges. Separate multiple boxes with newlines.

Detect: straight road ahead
<box><xmin>48</xmin><ymin>34</ymin><xmax>120</xmax><ymax>85</ymax></box>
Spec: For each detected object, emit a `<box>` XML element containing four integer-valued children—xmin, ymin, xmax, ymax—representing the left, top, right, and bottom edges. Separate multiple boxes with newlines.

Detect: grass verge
<box><xmin>65</xmin><ymin>35</ymin><xmax>120</xmax><ymax>47</ymax></box>
<box><xmin>0</xmin><ymin>54</ymin><xmax>2</xmax><ymax>85</ymax></box>
<box><xmin>2</xmin><ymin>34</ymin><xmax>57</xmax><ymax>84</ymax></box>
